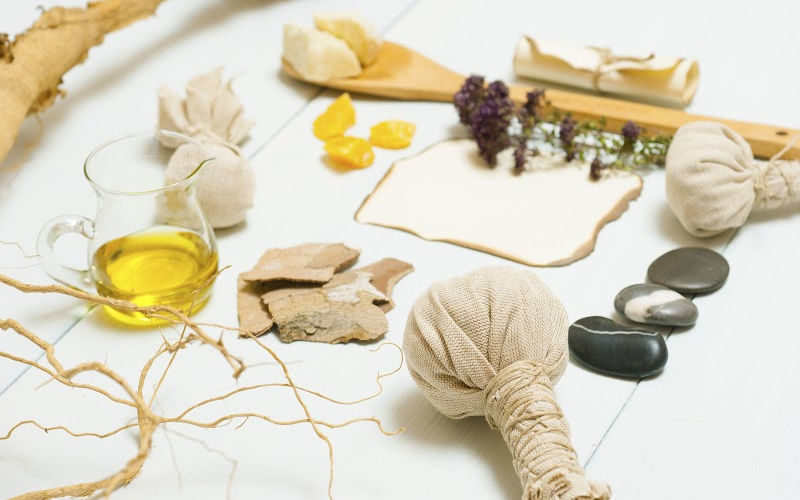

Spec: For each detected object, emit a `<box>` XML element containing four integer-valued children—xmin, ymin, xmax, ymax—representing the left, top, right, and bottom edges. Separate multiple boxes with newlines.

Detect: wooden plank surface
<box><xmin>1</xmin><ymin>0</ymin><xmax>798</xmax><ymax>499</ymax></box>
<box><xmin>584</xmin><ymin>210</ymin><xmax>800</xmax><ymax>499</ymax></box>
<box><xmin>0</xmin><ymin>0</ymin><xmax>418</xmax><ymax>395</ymax></box>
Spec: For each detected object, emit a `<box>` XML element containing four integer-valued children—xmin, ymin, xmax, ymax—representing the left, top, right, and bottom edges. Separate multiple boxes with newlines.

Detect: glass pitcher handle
<box><xmin>36</xmin><ymin>215</ymin><xmax>95</xmax><ymax>292</ymax></box>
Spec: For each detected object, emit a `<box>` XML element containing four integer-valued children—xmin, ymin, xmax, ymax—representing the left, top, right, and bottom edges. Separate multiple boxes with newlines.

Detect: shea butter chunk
<box><xmin>313</xmin><ymin>13</ymin><xmax>381</xmax><ymax>66</ymax></box>
<box><xmin>283</xmin><ymin>23</ymin><xmax>361</xmax><ymax>82</ymax></box>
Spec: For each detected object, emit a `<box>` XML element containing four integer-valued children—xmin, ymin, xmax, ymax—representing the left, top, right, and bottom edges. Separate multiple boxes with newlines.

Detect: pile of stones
<box><xmin>569</xmin><ymin>247</ymin><xmax>729</xmax><ymax>379</ymax></box>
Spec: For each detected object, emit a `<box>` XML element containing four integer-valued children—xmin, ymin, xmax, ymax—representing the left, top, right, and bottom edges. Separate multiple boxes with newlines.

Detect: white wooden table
<box><xmin>1</xmin><ymin>1</ymin><xmax>799</xmax><ymax>498</ymax></box>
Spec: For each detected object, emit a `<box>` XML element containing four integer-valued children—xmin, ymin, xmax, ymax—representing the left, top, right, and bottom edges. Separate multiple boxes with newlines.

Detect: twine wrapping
<box><xmin>588</xmin><ymin>46</ymin><xmax>654</xmax><ymax>92</ymax></box>
<box><xmin>404</xmin><ymin>266</ymin><xmax>609</xmax><ymax>500</ymax></box>
<box><xmin>666</xmin><ymin>121</ymin><xmax>800</xmax><ymax>237</ymax></box>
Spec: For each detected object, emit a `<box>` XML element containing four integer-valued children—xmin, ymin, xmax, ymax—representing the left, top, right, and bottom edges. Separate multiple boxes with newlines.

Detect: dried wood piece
<box><xmin>262</xmin><ymin>271</ymin><xmax>386</xmax><ymax>305</ymax></box>
<box><xmin>0</xmin><ymin>0</ymin><xmax>168</xmax><ymax>163</ymax></box>
<box><xmin>269</xmin><ymin>272</ymin><xmax>389</xmax><ymax>344</ymax></box>
<box><xmin>240</xmin><ymin>243</ymin><xmax>360</xmax><ymax>283</ymax></box>
<box><xmin>260</xmin><ymin>259</ymin><xmax>413</xmax><ymax>313</ymax></box>
<box><xmin>261</xmin><ymin>283</ymin><xmax>320</xmax><ymax>305</ymax></box>
<box><xmin>322</xmin><ymin>271</ymin><xmax>387</xmax><ymax>303</ymax></box>
<box><xmin>353</xmin><ymin>258</ymin><xmax>413</xmax><ymax>312</ymax></box>
<box><xmin>237</xmin><ymin>244</ymin><xmax>413</xmax><ymax>342</ymax></box>
<box><xmin>237</xmin><ymin>277</ymin><xmax>273</xmax><ymax>335</ymax></box>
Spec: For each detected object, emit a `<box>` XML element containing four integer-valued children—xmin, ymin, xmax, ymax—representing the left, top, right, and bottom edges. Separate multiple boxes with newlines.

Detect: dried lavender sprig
<box><xmin>453</xmin><ymin>75</ymin><xmax>672</xmax><ymax>179</ymax></box>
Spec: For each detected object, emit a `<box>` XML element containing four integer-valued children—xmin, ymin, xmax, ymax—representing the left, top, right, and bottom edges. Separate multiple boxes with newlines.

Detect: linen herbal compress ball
<box><xmin>404</xmin><ymin>266</ymin><xmax>610</xmax><ymax>500</ymax></box>
<box><xmin>158</xmin><ymin>68</ymin><xmax>256</xmax><ymax>228</ymax></box>
<box><xmin>666</xmin><ymin>121</ymin><xmax>800</xmax><ymax>237</ymax></box>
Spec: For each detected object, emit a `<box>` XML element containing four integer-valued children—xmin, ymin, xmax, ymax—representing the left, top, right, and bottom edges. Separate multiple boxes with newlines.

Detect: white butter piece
<box><xmin>282</xmin><ymin>23</ymin><xmax>361</xmax><ymax>82</ymax></box>
<box><xmin>313</xmin><ymin>13</ymin><xmax>381</xmax><ymax>66</ymax></box>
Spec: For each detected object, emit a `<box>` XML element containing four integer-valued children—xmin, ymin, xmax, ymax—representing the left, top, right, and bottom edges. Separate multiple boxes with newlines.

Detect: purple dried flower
<box><xmin>590</xmin><ymin>157</ymin><xmax>607</xmax><ymax>180</ymax></box>
<box><xmin>471</xmin><ymin>108</ymin><xmax>510</xmax><ymax>166</ymax></box>
<box><xmin>621</xmin><ymin>120</ymin><xmax>642</xmax><ymax>141</ymax></box>
<box><xmin>559</xmin><ymin>115</ymin><xmax>577</xmax><ymax>146</ymax></box>
<box><xmin>452</xmin><ymin>75</ymin><xmax>670</xmax><ymax>179</ymax></box>
<box><xmin>470</xmin><ymin>80</ymin><xmax>514</xmax><ymax>166</ymax></box>
<box><xmin>487</xmin><ymin>80</ymin><xmax>509</xmax><ymax>99</ymax></box>
<box><xmin>453</xmin><ymin>75</ymin><xmax>485</xmax><ymax>126</ymax></box>
<box><xmin>524</xmin><ymin>89</ymin><xmax>545</xmax><ymax>118</ymax></box>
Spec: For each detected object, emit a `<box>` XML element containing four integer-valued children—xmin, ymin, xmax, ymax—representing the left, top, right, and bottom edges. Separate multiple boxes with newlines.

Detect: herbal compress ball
<box><xmin>404</xmin><ymin>266</ymin><xmax>610</xmax><ymax>500</ymax></box>
<box><xmin>666</xmin><ymin>121</ymin><xmax>800</xmax><ymax>237</ymax></box>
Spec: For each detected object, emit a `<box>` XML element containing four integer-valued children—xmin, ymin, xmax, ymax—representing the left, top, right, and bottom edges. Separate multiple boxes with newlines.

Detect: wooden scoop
<box><xmin>283</xmin><ymin>42</ymin><xmax>800</xmax><ymax>160</ymax></box>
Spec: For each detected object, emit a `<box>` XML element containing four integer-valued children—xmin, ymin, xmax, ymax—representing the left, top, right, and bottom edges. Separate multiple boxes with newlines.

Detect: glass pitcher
<box><xmin>37</xmin><ymin>131</ymin><xmax>218</xmax><ymax>325</ymax></box>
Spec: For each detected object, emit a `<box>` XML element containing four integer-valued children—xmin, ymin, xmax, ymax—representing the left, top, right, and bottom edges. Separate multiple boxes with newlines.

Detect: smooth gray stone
<box><xmin>568</xmin><ymin>316</ymin><xmax>667</xmax><ymax>378</ymax></box>
<box><xmin>614</xmin><ymin>283</ymin><xmax>698</xmax><ymax>327</ymax></box>
<box><xmin>647</xmin><ymin>247</ymin><xmax>729</xmax><ymax>294</ymax></box>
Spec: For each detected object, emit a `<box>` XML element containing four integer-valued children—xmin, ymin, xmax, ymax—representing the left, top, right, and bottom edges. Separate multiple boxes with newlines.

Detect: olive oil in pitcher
<box><xmin>91</xmin><ymin>230</ymin><xmax>218</xmax><ymax>324</ymax></box>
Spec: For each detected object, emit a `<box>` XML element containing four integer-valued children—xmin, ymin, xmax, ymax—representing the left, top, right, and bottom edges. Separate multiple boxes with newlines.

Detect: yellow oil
<box><xmin>91</xmin><ymin>231</ymin><xmax>218</xmax><ymax>325</ymax></box>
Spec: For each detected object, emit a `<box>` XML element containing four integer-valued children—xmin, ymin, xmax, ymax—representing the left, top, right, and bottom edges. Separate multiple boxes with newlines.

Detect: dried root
<box><xmin>0</xmin><ymin>0</ymin><xmax>169</xmax><ymax>163</ymax></box>
<box><xmin>0</xmin><ymin>271</ymin><xmax>404</xmax><ymax>499</ymax></box>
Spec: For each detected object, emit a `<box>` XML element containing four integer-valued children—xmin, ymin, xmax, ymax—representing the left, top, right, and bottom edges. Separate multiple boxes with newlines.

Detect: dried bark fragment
<box><xmin>240</xmin><ymin>243</ymin><xmax>359</xmax><ymax>283</ymax></box>
<box><xmin>260</xmin><ymin>267</ymin><xmax>400</xmax><ymax>309</ymax></box>
<box><xmin>321</xmin><ymin>271</ymin><xmax>388</xmax><ymax>304</ymax></box>
<box><xmin>237</xmin><ymin>277</ymin><xmax>273</xmax><ymax>335</ymax></box>
<box><xmin>261</xmin><ymin>283</ymin><xmax>320</xmax><ymax>305</ymax></box>
<box><xmin>353</xmin><ymin>258</ymin><xmax>413</xmax><ymax>312</ymax></box>
<box><xmin>268</xmin><ymin>272</ymin><xmax>389</xmax><ymax>344</ymax></box>
<box><xmin>237</xmin><ymin>244</ymin><xmax>413</xmax><ymax>343</ymax></box>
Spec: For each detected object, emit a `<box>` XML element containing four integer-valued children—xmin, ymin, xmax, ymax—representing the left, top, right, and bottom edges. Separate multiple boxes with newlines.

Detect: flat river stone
<box><xmin>647</xmin><ymin>247</ymin><xmax>729</xmax><ymax>293</ymax></box>
<box><xmin>568</xmin><ymin>316</ymin><xmax>668</xmax><ymax>378</ymax></box>
<box><xmin>614</xmin><ymin>283</ymin><xmax>698</xmax><ymax>327</ymax></box>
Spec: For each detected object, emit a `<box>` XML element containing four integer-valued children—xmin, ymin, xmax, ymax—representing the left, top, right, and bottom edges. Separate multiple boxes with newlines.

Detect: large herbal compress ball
<box><xmin>404</xmin><ymin>266</ymin><xmax>569</xmax><ymax>418</ymax></box>
<box><xmin>403</xmin><ymin>266</ymin><xmax>609</xmax><ymax>499</ymax></box>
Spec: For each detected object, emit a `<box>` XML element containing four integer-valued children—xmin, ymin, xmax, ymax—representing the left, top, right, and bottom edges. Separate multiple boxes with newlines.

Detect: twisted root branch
<box><xmin>0</xmin><ymin>272</ymin><xmax>403</xmax><ymax>499</ymax></box>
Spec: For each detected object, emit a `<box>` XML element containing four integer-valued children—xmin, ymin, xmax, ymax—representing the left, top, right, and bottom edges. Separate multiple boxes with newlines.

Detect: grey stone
<box><xmin>647</xmin><ymin>247</ymin><xmax>729</xmax><ymax>294</ymax></box>
<box><xmin>614</xmin><ymin>283</ymin><xmax>698</xmax><ymax>327</ymax></box>
<box><xmin>568</xmin><ymin>316</ymin><xmax>667</xmax><ymax>378</ymax></box>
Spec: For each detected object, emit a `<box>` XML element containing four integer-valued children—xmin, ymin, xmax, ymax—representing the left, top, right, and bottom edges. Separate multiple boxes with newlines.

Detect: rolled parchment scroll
<box><xmin>513</xmin><ymin>36</ymin><xmax>699</xmax><ymax>107</ymax></box>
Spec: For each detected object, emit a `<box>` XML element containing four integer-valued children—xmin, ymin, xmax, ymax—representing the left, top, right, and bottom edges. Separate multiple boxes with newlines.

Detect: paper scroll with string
<box><xmin>513</xmin><ymin>36</ymin><xmax>699</xmax><ymax>107</ymax></box>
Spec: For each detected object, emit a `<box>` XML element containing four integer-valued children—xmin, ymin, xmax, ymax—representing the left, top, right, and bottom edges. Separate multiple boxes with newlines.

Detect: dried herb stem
<box><xmin>454</xmin><ymin>75</ymin><xmax>671</xmax><ymax>179</ymax></box>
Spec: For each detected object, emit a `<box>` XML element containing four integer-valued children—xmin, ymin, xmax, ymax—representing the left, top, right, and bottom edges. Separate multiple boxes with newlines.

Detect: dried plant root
<box><xmin>0</xmin><ymin>272</ymin><xmax>404</xmax><ymax>499</ymax></box>
<box><xmin>0</xmin><ymin>0</ymin><xmax>168</xmax><ymax>164</ymax></box>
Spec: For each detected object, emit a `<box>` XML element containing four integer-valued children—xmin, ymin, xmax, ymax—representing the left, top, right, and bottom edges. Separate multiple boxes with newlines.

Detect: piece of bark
<box><xmin>356</xmin><ymin>139</ymin><xmax>643</xmax><ymax>266</ymax></box>
<box><xmin>260</xmin><ymin>261</ymin><xmax>412</xmax><ymax>310</ymax></box>
<box><xmin>321</xmin><ymin>271</ymin><xmax>388</xmax><ymax>304</ymax></box>
<box><xmin>240</xmin><ymin>243</ymin><xmax>360</xmax><ymax>283</ymax></box>
<box><xmin>353</xmin><ymin>258</ymin><xmax>413</xmax><ymax>312</ymax></box>
<box><xmin>268</xmin><ymin>272</ymin><xmax>389</xmax><ymax>344</ymax></box>
<box><xmin>237</xmin><ymin>277</ymin><xmax>273</xmax><ymax>335</ymax></box>
<box><xmin>261</xmin><ymin>283</ymin><xmax>320</xmax><ymax>305</ymax></box>
<box><xmin>263</xmin><ymin>271</ymin><xmax>389</xmax><ymax>308</ymax></box>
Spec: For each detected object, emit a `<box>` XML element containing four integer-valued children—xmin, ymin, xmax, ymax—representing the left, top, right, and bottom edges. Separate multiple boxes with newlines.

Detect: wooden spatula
<box><xmin>283</xmin><ymin>42</ymin><xmax>799</xmax><ymax>160</ymax></box>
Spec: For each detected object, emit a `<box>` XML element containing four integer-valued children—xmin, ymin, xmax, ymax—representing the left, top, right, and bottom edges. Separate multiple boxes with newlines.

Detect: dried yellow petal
<box><xmin>324</xmin><ymin>136</ymin><xmax>374</xmax><ymax>169</ymax></box>
<box><xmin>313</xmin><ymin>93</ymin><xmax>356</xmax><ymax>140</ymax></box>
<box><xmin>369</xmin><ymin>120</ymin><xmax>416</xmax><ymax>149</ymax></box>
